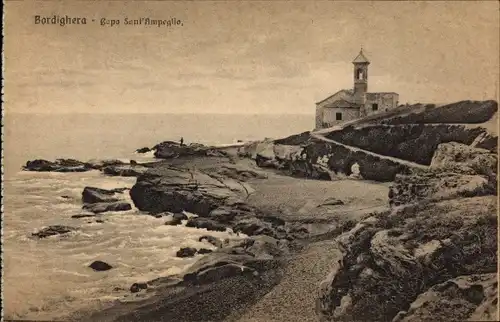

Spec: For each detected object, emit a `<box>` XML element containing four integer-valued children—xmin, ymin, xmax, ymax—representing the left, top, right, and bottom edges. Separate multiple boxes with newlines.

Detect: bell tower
<box><xmin>352</xmin><ymin>48</ymin><xmax>370</xmax><ymax>107</ymax></box>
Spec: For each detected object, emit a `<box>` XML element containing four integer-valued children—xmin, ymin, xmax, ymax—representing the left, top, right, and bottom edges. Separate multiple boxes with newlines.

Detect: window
<box><xmin>356</xmin><ymin>69</ymin><xmax>364</xmax><ymax>80</ymax></box>
<box><xmin>336</xmin><ymin>112</ymin><xmax>342</xmax><ymax>120</ymax></box>
<box><xmin>372</xmin><ymin>103</ymin><xmax>378</xmax><ymax>111</ymax></box>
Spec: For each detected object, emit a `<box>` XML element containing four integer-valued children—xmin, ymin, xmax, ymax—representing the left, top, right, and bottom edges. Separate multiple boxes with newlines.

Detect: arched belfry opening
<box><xmin>356</xmin><ymin>68</ymin><xmax>364</xmax><ymax>80</ymax></box>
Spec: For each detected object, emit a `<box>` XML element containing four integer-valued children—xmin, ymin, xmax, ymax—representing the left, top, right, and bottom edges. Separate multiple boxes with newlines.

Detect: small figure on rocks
<box><xmin>180</xmin><ymin>137</ymin><xmax>184</xmax><ymax>146</ymax></box>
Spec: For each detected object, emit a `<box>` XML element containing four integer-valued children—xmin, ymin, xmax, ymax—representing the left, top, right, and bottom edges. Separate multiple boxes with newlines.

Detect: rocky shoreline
<box><xmin>23</xmin><ymin>100</ymin><xmax>499</xmax><ymax>322</ymax></box>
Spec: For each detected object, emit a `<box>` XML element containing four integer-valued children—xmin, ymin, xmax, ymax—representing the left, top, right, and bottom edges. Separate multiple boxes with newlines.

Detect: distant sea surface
<box><xmin>3</xmin><ymin>113</ymin><xmax>313</xmax><ymax>320</ymax></box>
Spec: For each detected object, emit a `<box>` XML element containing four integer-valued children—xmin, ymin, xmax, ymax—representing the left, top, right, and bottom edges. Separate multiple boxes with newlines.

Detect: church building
<box><xmin>315</xmin><ymin>49</ymin><xmax>399</xmax><ymax>129</ymax></box>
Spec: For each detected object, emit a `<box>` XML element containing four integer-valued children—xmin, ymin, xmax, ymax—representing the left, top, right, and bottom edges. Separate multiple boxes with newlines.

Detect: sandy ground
<box><xmin>247</xmin><ymin>171</ymin><xmax>390</xmax><ymax>222</ymax></box>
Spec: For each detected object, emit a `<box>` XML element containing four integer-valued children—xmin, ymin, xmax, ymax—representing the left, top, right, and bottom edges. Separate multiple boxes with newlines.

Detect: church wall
<box><xmin>364</xmin><ymin>93</ymin><xmax>399</xmax><ymax>116</ymax></box>
<box><xmin>321</xmin><ymin>107</ymin><xmax>360</xmax><ymax>128</ymax></box>
<box><xmin>315</xmin><ymin>90</ymin><xmax>353</xmax><ymax>129</ymax></box>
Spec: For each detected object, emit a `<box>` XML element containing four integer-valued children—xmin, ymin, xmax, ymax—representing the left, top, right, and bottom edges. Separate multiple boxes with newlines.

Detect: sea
<box><xmin>3</xmin><ymin>113</ymin><xmax>314</xmax><ymax>320</ymax></box>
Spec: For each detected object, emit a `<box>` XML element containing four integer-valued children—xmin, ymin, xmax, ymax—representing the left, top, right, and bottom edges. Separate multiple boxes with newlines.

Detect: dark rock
<box><xmin>61</xmin><ymin>195</ymin><xmax>72</xmax><ymax>199</ymax></box>
<box><xmin>130</xmin><ymin>282</ymin><xmax>148</xmax><ymax>293</ymax></box>
<box><xmin>176</xmin><ymin>247</ymin><xmax>197</xmax><ymax>258</ymax></box>
<box><xmin>153</xmin><ymin>141</ymin><xmax>226</xmax><ymax>159</ymax></box>
<box><xmin>182</xmin><ymin>253</ymin><xmax>257</xmax><ymax>285</ymax></box>
<box><xmin>85</xmin><ymin>159</ymin><xmax>126</xmax><ymax>170</ymax></box>
<box><xmin>197</xmin><ymin>248</ymin><xmax>213</xmax><ymax>254</ymax></box>
<box><xmin>173</xmin><ymin>212</ymin><xmax>188</xmax><ymax>221</ymax></box>
<box><xmin>102</xmin><ymin>165</ymin><xmax>148</xmax><ymax>177</ymax></box>
<box><xmin>24</xmin><ymin>159</ymin><xmax>89</xmax><ymax>172</ymax></box>
<box><xmin>32</xmin><ymin>225</ymin><xmax>75</xmax><ymax>238</ymax></box>
<box><xmin>209</xmin><ymin>207</ymin><xmax>239</xmax><ymax>223</ymax></box>
<box><xmin>89</xmin><ymin>260</ymin><xmax>113</xmax><ymax>271</ymax></box>
<box><xmin>186</xmin><ymin>217</ymin><xmax>227</xmax><ymax>232</ymax></box>
<box><xmin>129</xmin><ymin>167</ymin><xmax>238</xmax><ymax>215</ymax></box>
<box><xmin>130</xmin><ymin>160</ymin><xmax>138</xmax><ymax>165</ymax></box>
<box><xmin>82</xmin><ymin>202</ymin><xmax>132</xmax><ymax>214</ymax></box>
<box><xmin>164</xmin><ymin>212</ymin><xmax>188</xmax><ymax>226</ymax></box>
<box><xmin>232</xmin><ymin>217</ymin><xmax>275</xmax><ymax>237</ymax></box>
<box><xmin>199</xmin><ymin>235</ymin><xmax>224</xmax><ymax>248</ymax></box>
<box><xmin>136</xmin><ymin>147</ymin><xmax>151</xmax><ymax>154</ymax></box>
<box><xmin>165</xmin><ymin>218</ymin><xmax>182</xmax><ymax>226</ymax></box>
<box><xmin>82</xmin><ymin>186</ymin><xmax>123</xmax><ymax>204</ymax></box>
<box><xmin>71</xmin><ymin>214</ymin><xmax>96</xmax><ymax>219</ymax></box>
<box><xmin>96</xmin><ymin>219</ymin><xmax>105</xmax><ymax>223</ymax></box>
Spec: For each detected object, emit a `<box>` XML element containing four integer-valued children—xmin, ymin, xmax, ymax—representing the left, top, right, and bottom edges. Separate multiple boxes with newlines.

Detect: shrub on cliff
<box><xmin>317</xmin><ymin>196</ymin><xmax>497</xmax><ymax>321</ymax></box>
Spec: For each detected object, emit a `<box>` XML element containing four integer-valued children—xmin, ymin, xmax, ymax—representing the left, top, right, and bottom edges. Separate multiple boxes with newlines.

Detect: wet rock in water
<box><xmin>71</xmin><ymin>214</ymin><xmax>97</xmax><ymax>219</ymax></box>
<box><xmin>32</xmin><ymin>225</ymin><xmax>76</xmax><ymax>238</ymax></box>
<box><xmin>61</xmin><ymin>195</ymin><xmax>72</xmax><ymax>199</ymax></box>
<box><xmin>95</xmin><ymin>219</ymin><xmax>105</xmax><ymax>223</ymax></box>
<box><xmin>82</xmin><ymin>186</ymin><xmax>124</xmax><ymax>204</ymax></box>
<box><xmin>199</xmin><ymin>235</ymin><xmax>224</xmax><ymax>248</ymax></box>
<box><xmin>102</xmin><ymin>165</ymin><xmax>149</xmax><ymax>177</ymax></box>
<box><xmin>186</xmin><ymin>217</ymin><xmax>227</xmax><ymax>232</ymax></box>
<box><xmin>165</xmin><ymin>218</ymin><xmax>182</xmax><ymax>226</ymax></box>
<box><xmin>82</xmin><ymin>202</ymin><xmax>132</xmax><ymax>214</ymax></box>
<box><xmin>197</xmin><ymin>248</ymin><xmax>213</xmax><ymax>254</ymax></box>
<box><xmin>176</xmin><ymin>247</ymin><xmax>198</xmax><ymax>258</ymax></box>
<box><xmin>136</xmin><ymin>147</ymin><xmax>151</xmax><ymax>154</ymax></box>
<box><xmin>24</xmin><ymin>159</ymin><xmax>90</xmax><ymax>172</ymax></box>
<box><xmin>85</xmin><ymin>159</ymin><xmax>126</xmax><ymax>170</ymax></box>
<box><xmin>89</xmin><ymin>260</ymin><xmax>113</xmax><ymax>271</ymax></box>
<box><xmin>130</xmin><ymin>160</ymin><xmax>138</xmax><ymax>165</ymax></box>
<box><xmin>165</xmin><ymin>212</ymin><xmax>188</xmax><ymax>225</ymax></box>
<box><xmin>173</xmin><ymin>212</ymin><xmax>188</xmax><ymax>221</ymax></box>
<box><xmin>130</xmin><ymin>282</ymin><xmax>148</xmax><ymax>293</ymax></box>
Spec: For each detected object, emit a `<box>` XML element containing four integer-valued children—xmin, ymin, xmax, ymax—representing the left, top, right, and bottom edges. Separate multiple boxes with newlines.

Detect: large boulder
<box><xmin>430</xmin><ymin>142</ymin><xmax>497</xmax><ymax>175</ymax></box>
<box><xmin>129</xmin><ymin>166</ymin><xmax>242</xmax><ymax>215</ymax></box>
<box><xmin>393</xmin><ymin>273</ymin><xmax>498</xmax><ymax>322</ymax></box>
<box><xmin>82</xmin><ymin>186</ymin><xmax>126</xmax><ymax>204</ymax></box>
<box><xmin>316</xmin><ymin>196</ymin><xmax>497</xmax><ymax>322</ymax></box>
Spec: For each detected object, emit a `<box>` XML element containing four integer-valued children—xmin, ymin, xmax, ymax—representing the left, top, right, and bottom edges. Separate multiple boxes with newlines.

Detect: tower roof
<box><xmin>352</xmin><ymin>48</ymin><xmax>370</xmax><ymax>64</ymax></box>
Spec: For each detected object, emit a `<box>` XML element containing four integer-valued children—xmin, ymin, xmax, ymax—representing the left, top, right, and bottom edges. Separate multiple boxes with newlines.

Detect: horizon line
<box><xmin>3</xmin><ymin>112</ymin><xmax>317</xmax><ymax>116</ymax></box>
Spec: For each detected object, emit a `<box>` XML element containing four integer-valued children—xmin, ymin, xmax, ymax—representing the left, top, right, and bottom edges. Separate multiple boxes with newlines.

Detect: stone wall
<box><xmin>326</xmin><ymin>124</ymin><xmax>487</xmax><ymax>165</ymax></box>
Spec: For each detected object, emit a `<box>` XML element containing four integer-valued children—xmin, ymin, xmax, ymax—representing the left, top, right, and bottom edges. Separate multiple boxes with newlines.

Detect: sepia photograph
<box><xmin>2</xmin><ymin>1</ymin><xmax>499</xmax><ymax>321</ymax></box>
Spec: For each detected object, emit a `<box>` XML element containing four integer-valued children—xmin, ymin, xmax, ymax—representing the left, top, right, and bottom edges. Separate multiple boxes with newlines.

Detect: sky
<box><xmin>4</xmin><ymin>1</ymin><xmax>499</xmax><ymax>115</ymax></box>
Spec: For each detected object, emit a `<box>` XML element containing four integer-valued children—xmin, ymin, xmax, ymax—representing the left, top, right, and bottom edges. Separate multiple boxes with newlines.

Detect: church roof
<box><xmin>323</xmin><ymin>98</ymin><xmax>359</xmax><ymax>109</ymax></box>
<box><xmin>352</xmin><ymin>49</ymin><xmax>370</xmax><ymax>64</ymax></box>
<box><xmin>315</xmin><ymin>89</ymin><xmax>354</xmax><ymax>105</ymax></box>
